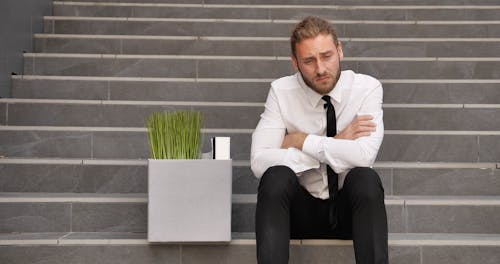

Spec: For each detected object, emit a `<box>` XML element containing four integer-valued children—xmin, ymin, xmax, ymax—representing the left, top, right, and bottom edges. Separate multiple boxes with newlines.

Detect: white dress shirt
<box><xmin>251</xmin><ymin>70</ymin><xmax>384</xmax><ymax>199</ymax></box>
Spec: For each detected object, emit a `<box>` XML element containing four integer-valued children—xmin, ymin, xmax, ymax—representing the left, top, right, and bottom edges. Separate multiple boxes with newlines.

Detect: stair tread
<box><xmin>52</xmin><ymin>2</ymin><xmax>500</xmax><ymax>8</ymax></box>
<box><xmin>43</xmin><ymin>16</ymin><xmax>500</xmax><ymax>23</ymax></box>
<box><xmin>2</xmin><ymin>232</ymin><xmax>500</xmax><ymax>246</ymax></box>
<box><xmin>2</xmin><ymin>192</ymin><xmax>500</xmax><ymax>204</ymax></box>
<box><xmin>0</xmin><ymin>157</ymin><xmax>497</xmax><ymax>168</ymax></box>
<box><xmin>2</xmin><ymin>98</ymin><xmax>500</xmax><ymax>107</ymax></box>
<box><xmin>14</xmin><ymin>74</ymin><xmax>500</xmax><ymax>82</ymax></box>
<box><xmin>23</xmin><ymin>52</ymin><xmax>500</xmax><ymax>59</ymax></box>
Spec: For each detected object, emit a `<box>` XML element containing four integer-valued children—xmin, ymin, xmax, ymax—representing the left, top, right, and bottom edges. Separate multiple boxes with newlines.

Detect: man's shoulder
<box><xmin>270</xmin><ymin>74</ymin><xmax>301</xmax><ymax>91</ymax></box>
<box><xmin>348</xmin><ymin>70</ymin><xmax>382</xmax><ymax>88</ymax></box>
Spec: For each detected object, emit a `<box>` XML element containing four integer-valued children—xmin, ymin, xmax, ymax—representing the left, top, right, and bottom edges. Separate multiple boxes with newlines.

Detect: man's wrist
<box><xmin>302</xmin><ymin>134</ymin><xmax>323</xmax><ymax>159</ymax></box>
<box><xmin>296</xmin><ymin>132</ymin><xmax>308</xmax><ymax>150</ymax></box>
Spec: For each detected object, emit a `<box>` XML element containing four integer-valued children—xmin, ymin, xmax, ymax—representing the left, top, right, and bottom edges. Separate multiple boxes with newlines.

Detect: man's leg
<box><xmin>255</xmin><ymin>165</ymin><xmax>323</xmax><ymax>264</ymax></box>
<box><xmin>339</xmin><ymin>167</ymin><xmax>388</xmax><ymax>264</ymax></box>
<box><xmin>255</xmin><ymin>166</ymin><xmax>298</xmax><ymax>264</ymax></box>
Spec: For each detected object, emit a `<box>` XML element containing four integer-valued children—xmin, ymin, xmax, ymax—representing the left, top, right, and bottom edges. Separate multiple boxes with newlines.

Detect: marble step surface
<box><xmin>0</xmin><ymin>158</ymin><xmax>498</xmax><ymax>196</ymax></box>
<box><xmin>0</xmin><ymin>126</ymin><xmax>498</xmax><ymax>162</ymax></box>
<box><xmin>33</xmin><ymin>35</ymin><xmax>500</xmax><ymax>57</ymax></box>
<box><xmin>11</xmin><ymin>76</ymin><xmax>500</xmax><ymax>104</ymax></box>
<box><xmin>22</xmin><ymin>54</ymin><xmax>500</xmax><ymax>79</ymax></box>
<box><xmin>1</xmin><ymin>232</ymin><xmax>500</xmax><ymax>264</ymax></box>
<box><xmin>52</xmin><ymin>2</ymin><xmax>500</xmax><ymax>21</ymax></box>
<box><xmin>43</xmin><ymin>17</ymin><xmax>500</xmax><ymax>38</ymax></box>
<box><xmin>1</xmin><ymin>193</ymin><xmax>500</xmax><ymax>234</ymax></box>
<box><xmin>53</xmin><ymin>0</ymin><xmax>500</xmax><ymax>5</ymax></box>
<box><xmin>1</xmin><ymin>99</ymin><xmax>500</xmax><ymax>131</ymax></box>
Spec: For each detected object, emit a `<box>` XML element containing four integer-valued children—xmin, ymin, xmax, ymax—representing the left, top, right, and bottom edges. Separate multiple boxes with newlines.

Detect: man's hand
<box><xmin>335</xmin><ymin>115</ymin><xmax>376</xmax><ymax>140</ymax></box>
<box><xmin>281</xmin><ymin>132</ymin><xmax>308</xmax><ymax>150</ymax></box>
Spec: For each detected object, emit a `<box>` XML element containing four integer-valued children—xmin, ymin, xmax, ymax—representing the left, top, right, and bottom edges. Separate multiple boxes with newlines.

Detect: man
<box><xmin>251</xmin><ymin>16</ymin><xmax>388</xmax><ymax>264</ymax></box>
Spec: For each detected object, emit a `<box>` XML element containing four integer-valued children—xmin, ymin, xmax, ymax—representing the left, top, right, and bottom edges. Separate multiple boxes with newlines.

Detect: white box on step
<box><xmin>148</xmin><ymin>159</ymin><xmax>232</xmax><ymax>242</ymax></box>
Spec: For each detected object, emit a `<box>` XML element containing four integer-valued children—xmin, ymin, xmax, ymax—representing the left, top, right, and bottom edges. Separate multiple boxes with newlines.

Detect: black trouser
<box><xmin>255</xmin><ymin>166</ymin><xmax>388</xmax><ymax>264</ymax></box>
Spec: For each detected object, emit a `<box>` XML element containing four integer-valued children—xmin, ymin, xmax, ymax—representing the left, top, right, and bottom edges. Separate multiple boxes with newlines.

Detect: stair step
<box><xmin>43</xmin><ymin>17</ymin><xmax>500</xmax><ymax>38</ymax></box>
<box><xmin>52</xmin><ymin>0</ymin><xmax>500</xmax><ymax>6</ymax></box>
<box><xmin>22</xmin><ymin>54</ymin><xmax>500</xmax><ymax>79</ymax></box>
<box><xmin>1</xmin><ymin>193</ymin><xmax>500</xmax><ymax>234</ymax></box>
<box><xmin>1</xmin><ymin>232</ymin><xmax>500</xmax><ymax>264</ymax></box>
<box><xmin>33</xmin><ymin>34</ymin><xmax>500</xmax><ymax>57</ymax></box>
<box><xmin>0</xmin><ymin>126</ymin><xmax>498</xmax><ymax>162</ymax></box>
<box><xmin>2</xmin><ymin>99</ymin><xmax>500</xmax><ymax>130</ymax></box>
<box><xmin>52</xmin><ymin>2</ymin><xmax>500</xmax><ymax>20</ymax></box>
<box><xmin>12</xmin><ymin>76</ymin><xmax>500</xmax><ymax>104</ymax></box>
<box><xmin>3</xmin><ymin>232</ymin><xmax>500</xmax><ymax>246</ymax></box>
<box><xmin>0</xmin><ymin>158</ymin><xmax>499</xmax><ymax>196</ymax></box>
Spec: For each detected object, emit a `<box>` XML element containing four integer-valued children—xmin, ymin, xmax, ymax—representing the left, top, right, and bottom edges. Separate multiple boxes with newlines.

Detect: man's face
<box><xmin>292</xmin><ymin>34</ymin><xmax>343</xmax><ymax>95</ymax></box>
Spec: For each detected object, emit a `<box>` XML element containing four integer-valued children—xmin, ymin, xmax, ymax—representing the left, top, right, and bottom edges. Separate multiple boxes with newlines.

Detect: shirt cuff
<box><xmin>302</xmin><ymin>134</ymin><xmax>324</xmax><ymax>162</ymax></box>
<box><xmin>282</xmin><ymin>147</ymin><xmax>320</xmax><ymax>174</ymax></box>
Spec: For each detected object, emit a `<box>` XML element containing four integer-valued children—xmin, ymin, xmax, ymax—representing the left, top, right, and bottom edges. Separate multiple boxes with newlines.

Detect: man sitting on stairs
<box><xmin>251</xmin><ymin>16</ymin><xmax>388</xmax><ymax>264</ymax></box>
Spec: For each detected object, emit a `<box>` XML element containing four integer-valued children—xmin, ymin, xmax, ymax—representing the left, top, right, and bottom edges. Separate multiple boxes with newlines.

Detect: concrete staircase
<box><xmin>1</xmin><ymin>0</ymin><xmax>500</xmax><ymax>263</ymax></box>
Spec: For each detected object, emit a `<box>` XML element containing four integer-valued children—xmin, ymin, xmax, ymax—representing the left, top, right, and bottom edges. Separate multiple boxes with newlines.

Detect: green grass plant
<box><xmin>146</xmin><ymin>111</ymin><xmax>203</xmax><ymax>159</ymax></box>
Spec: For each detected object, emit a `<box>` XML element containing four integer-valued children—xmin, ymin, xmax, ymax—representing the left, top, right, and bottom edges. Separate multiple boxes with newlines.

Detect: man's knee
<box><xmin>258</xmin><ymin>165</ymin><xmax>298</xmax><ymax>199</ymax></box>
<box><xmin>344</xmin><ymin>167</ymin><xmax>384</xmax><ymax>202</ymax></box>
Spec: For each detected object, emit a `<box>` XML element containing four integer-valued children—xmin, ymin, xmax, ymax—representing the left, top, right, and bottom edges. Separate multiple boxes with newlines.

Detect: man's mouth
<box><xmin>316</xmin><ymin>75</ymin><xmax>331</xmax><ymax>82</ymax></box>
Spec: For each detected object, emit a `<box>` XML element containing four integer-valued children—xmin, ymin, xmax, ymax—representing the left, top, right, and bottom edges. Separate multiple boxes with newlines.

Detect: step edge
<box><xmin>1</xmin><ymin>193</ymin><xmax>500</xmax><ymax>205</ymax></box>
<box><xmin>2</xmin><ymin>232</ymin><xmax>500</xmax><ymax>246</ymax></box>
<box><xmin>0</xmin><ymin>158</ymin><xmax>497</xmax><ymax>169</ymax></box>
<box><xmin>32</xmin><ymin>34</ymin><xmax>500</xmax><ymax>42</ymax></box>
<box><xmin>13</xmin><ymin>75</ymin><xmax>500</xmax><ymax>84</ymax></box>
<box><xmin>4</xmin><ymin>98</ymin><xmax>500</xmax><ymax>109</ymax></box>
<box><xmin>42</xmin><ymin>16</ymin><xmax>500</xmax><ymax>25</ymax></box>
<box><xmin>52</xmin><ymin>2</ymin><xmax>500</xmax><ymax>9</ymax></box>
<box><xmin>1</xmin><ymin>125</ymin><xmax>500</xmax><ymax>135</ymax></box>
<box><xmin>22</xmin><ymin>52</ymin><xmax>500</xmax><ymax>61</ymax></box>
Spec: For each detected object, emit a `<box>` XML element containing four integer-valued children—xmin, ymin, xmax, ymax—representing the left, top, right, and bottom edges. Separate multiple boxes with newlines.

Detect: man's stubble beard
<box><xmin>298</xmin><ymin>66</ymin><xmax>342</xmax><ymax>96</ymax></box>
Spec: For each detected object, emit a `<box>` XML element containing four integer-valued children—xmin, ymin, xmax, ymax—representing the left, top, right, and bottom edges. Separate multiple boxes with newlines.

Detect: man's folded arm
<box><xmin>251</xmin><ymin>129</ymin><xmax>320</xmax><ymax>178</ymax></box>
<box><xmin>250</xmin><ymin>88</ymin><xmax>319</xmax><ymax>178</ymax></box>
<box><xmin>302</xmin><ymin>83</ymin><xmax>384</xmax><ymax>174</ymax></box>
<box><xmin>302</xmin><ymin>111</ymin><xmax>383</xmax><ymax>174</ymax></box>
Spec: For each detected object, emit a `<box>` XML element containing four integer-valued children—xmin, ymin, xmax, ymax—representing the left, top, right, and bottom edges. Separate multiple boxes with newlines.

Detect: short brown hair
<box><xmin>290</xmin><ymin>16</ymin><xmax>339</xmax><ymax>58</ymax></box>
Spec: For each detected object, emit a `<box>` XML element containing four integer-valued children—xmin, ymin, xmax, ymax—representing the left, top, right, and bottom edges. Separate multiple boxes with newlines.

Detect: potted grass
<box><xmin>147</xmin><ymin>111</ymin><xmax>232</xmax><ymax>243</ymax></box>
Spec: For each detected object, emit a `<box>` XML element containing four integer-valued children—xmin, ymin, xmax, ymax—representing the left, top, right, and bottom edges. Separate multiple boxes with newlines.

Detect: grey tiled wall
<box><xmin>0</xmin><ymin>0</ymin><xmax>52</xmax><ymax>97</ymax></box>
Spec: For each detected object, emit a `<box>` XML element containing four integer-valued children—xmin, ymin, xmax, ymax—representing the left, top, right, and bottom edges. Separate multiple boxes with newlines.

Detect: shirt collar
<box><xmin>296</xmin><ymin>71</ymin><xmax>348</xmax><ymax>108</ymax></box>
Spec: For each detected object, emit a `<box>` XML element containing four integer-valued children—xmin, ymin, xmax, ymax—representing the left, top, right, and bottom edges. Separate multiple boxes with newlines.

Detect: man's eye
<box><xmin>303</xmin><ymin>60</ymin><xmax>312</xmax><ymax>65</ymax></box>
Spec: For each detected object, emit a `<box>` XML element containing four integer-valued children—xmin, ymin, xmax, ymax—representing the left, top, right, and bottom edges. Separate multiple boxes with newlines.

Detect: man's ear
<box><xmin>291</xmin><ymin>55</ymin><xmax>299</xmax><ymax>71</ymax></box>
<box><xmin>337</xmin><ymin>41</ymin><xmax>344</xmax><ymax>61</ymax></box>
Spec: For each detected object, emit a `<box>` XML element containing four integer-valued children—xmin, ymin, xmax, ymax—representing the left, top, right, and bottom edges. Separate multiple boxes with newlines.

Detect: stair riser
<box><xmin>13</xmin><ymin>79</ymin><xmax>270</xmax><ymax>102</ymax></box>
<box><xmin>52</xmin><ymin>0</ymin><xmax>500</xmax><ymax>4</ymax></box>
<box><xmin>2</xmin><ymin>243</ymin><xmax>500</xmax><ymax>264</ymax></box>
<box><xmin>23</xmin><ymin>58</ymin><xmax>500</xmax><ymax>79</ymax></box>
<box><xmin>43</xmin><ymin>20</ymin><xmax>500</xmax><ymax>38</ymax></box>
<box><xmin>204</xmin><ymin>0</ymin><xmax>500</xmax><ymax>4</ymax></box>
<box><xmin>4</xmin><ymin>103</ymin><xmax>500</xmax><ymax>130</ymax></box>
<box><xmin>0</xmin><ymin>130</ymin><xmax>497</xmax><ymax>162</ymax></box>
<box><xmin>6</xmin><ymin>244</ymin><xmax>496</xmax><ymax>264</ymax></box>
<box><xmin>34</xmin><ymin>38</ymin><xmax>500</xmax><ymax>58</ymax></box>
<box><xmin>12</xmin><ymin>79</ymin><xmax>500</xmax><ymax>104</ymax></box>
<box><xmin>1</xmin><ymin>202</ymin><xmax>500</xmax><ymax>234</ymax></box>
<box><xmin>53</xmin><ymin>5</ymin><xmax>500</xmax><ymax>20</ymax></box>
<box><xmin>54</xmin><ymin>6</ymin><xmax>270</xmax><ymax>19</ymax></box>
<box><xmin>0</xmin><ymin>164</ymin><xmax>150</xmax><ymax>194</ymax></box>
<box><xmin>1</xmin><ymin>163</ymin><xmax>499</xmax><ymax>195</ymax></box>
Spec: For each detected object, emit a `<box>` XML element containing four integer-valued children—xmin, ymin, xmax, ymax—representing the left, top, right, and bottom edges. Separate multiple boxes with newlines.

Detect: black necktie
<box><xmin>322</xmin><ymin>95</ymin><xmax>339</xmax><ymax>230</ymax></box>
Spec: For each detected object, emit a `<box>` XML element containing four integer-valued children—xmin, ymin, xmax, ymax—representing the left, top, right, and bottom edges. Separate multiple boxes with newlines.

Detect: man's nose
<box><xmin>316</xmin><ymin>60</ymin><xmax>327</xmax><ymax>74</ymax></box>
